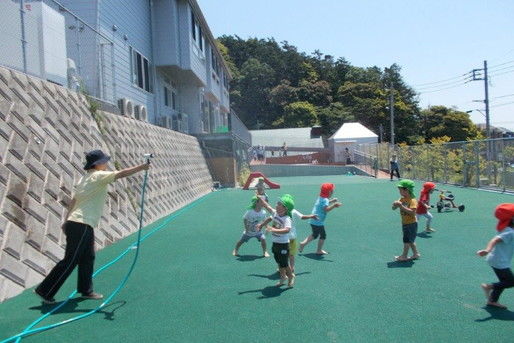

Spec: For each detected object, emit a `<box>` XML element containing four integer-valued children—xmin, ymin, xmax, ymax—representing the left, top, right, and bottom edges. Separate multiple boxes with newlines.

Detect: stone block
<box><xmin>3</xmin><ymin>223</ymin><xmax>26</xmax><ymax>259</ymax></box>
<box><xmin>57</xmin><ymin>153</ymin><xmax>74</xmax><ymax>178</ymax></box>
<box><xmin>6</xmin><ymin>172</ymin><xmax>28</xmax><ymax>207</ymax></box>
<box><xmin>0</xmin><ymin>113</ymin><xmax>13</xmax><ymax>140</ymax></box>
<box><xmin>42</xmin><ymin>237</ymin><xmax>64</xmax><ymax>263</ymax></box>
<box><xmin>4</xmin><ymin>151</ymin><xmax>30</xmax><ymax>182</ymax></box>
<box><xmin>43</xmin><ymin>137</ymin><xmax>59</xmax><ymax>162</ymax></box>
<box><xmin>0</xmin><ymin>213</ymin><xmax>7</xmax><ymax>236</ymax></box>
<box><xmin>26</xmin><ymin>173</ymin><xmax>43</xmax><ymax>202</ymax></box>
<box><xmin>0</xmin><ymin>277</ymin><xmax>24</xmax><ymax>301</ymax></box>
<box><xmin>44</xmin><ymin>171</ymin><xmax>60</xmax><ymax>200</ymax></box>
<box><xmin>59</xmin><ymin>172</ymin><xmax>73</xmax><ymax>196</ymax></box>
<box><xmin>0</xmin><ymin>252</ymin><xmax>27</xmax><ymax>286</ymax></box>
<box><xmin>24</xmin><ymin>153</ymin><xmax>46</xmax><ymax>181</ymax></box>
<box><xmin>27</xmin><ymin>134</ymin><xmax>44</xmax><ymax>160</ymax></box>
<box><xmin>22</xmin><ymin>195</ymin><xmax>46</xmax><ymax>225</ymax></box>
<box><xmin>23</xmin><ymin>268</ymin><xmax>44</xmax><ymax>289</ymax></box>
<box><xmin>27</xmin><ymin>85</ymin><xmax>47</xmax><ymax>111</ymax></box>
<box><xmin>22</xmin><ymin>244</ymin><xmax>50</xmax><ymax>276</ymax></box>
<box><xmin>2</xmin><ymin>198</ymin><xmax>27</xmax><ymax>231</ymax></box>
<box><xmin>45</xmin><ymin>213</ymin><xmax>62</xmax><ymax>244</ymax></box>
<box><xmin>25</xmin><ymin>213</ymin><xmax>46</xmax><ymax>250</ymax></box>
<box><xmin>41</xmin><ymin>192</ymin><xmax>62</xmax><ymax>219</ymax></box>
<box><xmin>8</xmin><ymin>131</ymin><xmax>28</xmax><ymax>161</ymax></box>
<box><xmin>42</xmin><ymin>154</ymin><xmax>60</xmax><ymax>179</ymax></box>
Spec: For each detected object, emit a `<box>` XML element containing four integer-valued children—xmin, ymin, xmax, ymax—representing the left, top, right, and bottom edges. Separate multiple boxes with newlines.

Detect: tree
<box><xmin>277</xmin><ymin>101</ymin><xmax>318</xmax><ymax>128</ymax></box>
<box><xmin>421</xmin><ymin>106</ymin><xmax>482</xmax><ymax>142</ymax></box>
<box><xmin>317</xmin><ymin>102</ymin><xmax>355</xmax><ymax>136</ymax></box>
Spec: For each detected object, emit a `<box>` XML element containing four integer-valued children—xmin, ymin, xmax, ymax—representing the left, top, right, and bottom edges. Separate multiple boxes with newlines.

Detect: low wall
<box><xmin>0</xmin><ymin>66</ymin><xmax>213</xmax><ymax>301</ymax></box>
<box><xmin>250</xmin><ymin>164</ymin><xmax>370</xmax><ymax>177</ymax></box>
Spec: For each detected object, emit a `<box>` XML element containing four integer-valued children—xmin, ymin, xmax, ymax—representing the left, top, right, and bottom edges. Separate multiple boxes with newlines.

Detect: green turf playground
<box><xmin>1</xmin><ymin>175</ymin><xmax>513</xmax><ymax>342</ymax></box>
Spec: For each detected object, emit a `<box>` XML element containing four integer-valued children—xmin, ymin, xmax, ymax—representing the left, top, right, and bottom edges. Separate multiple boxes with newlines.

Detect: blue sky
<box><xmin>197</xmin><ymin>0</ymin><xmax>514</xmax><ymax>131</ymax></box>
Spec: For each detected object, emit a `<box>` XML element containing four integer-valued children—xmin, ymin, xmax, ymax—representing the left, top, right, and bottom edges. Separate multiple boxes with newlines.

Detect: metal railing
<box><xmin>0</xmin><ymin>0</ymin><xmax>115</xmax><ymax>103</ymax></box>
<box><xmin>354</xmin><ymin>137</ymin><xmax>514</xmax><ymax>192</ymax></box>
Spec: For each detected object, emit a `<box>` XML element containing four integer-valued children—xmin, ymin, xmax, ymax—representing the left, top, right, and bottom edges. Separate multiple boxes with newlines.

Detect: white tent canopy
<box><xmin>330</xmin><ymin>122</ymin><xmax>378</xmax><ymax>142</ymax></box>
<box><xmin>328</xmin><ymin>122</ymin><xmax>378</xmax><ymax>163</ymax></box>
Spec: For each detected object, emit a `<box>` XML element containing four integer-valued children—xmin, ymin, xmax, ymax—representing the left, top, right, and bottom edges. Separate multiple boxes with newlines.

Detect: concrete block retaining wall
<box><xmin>0</xmin><ymin>66</ymin><xmax>213</xmax><ymax>302</ymax></box>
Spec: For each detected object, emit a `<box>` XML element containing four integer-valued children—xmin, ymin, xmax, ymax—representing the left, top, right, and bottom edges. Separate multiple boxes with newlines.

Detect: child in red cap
<box><xmin>477</xmin><ymin>203</ymin><xmax>514</xmax><ymax>309</ymax></box>
<box><xmin>299</xmin><ymin>183</ymin><xmax>342</xmax><ymax>255</ymax></box>
<box><xmin>416</xmin><ymin>182</ymin><xmax>436</xmax><ymax>233</ymax></box>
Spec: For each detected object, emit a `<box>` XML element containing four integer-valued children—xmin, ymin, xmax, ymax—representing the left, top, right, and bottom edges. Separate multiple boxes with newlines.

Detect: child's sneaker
<box><xmin>410</xmin><ymin>254</ymin><xmax>421</xmax><ymax>260</ymax></box>
<box><xmin>288</xmin><ymin>274</ymin><xmax>296</xmax><ymax>288</ymax></box>
<box><xmin>276</xmin><ymin>277</ymin><xmax>288</xmax><ymax>287</ymax></box>
<box><xmin>425</xmin><ymin>228</ymin><xmax>436</xmax><ymax>232</ymax></box>
<box><xmin>263</xmin><ymin>251</ymin><xmax>270</xmax><ymax>257</ymax></box>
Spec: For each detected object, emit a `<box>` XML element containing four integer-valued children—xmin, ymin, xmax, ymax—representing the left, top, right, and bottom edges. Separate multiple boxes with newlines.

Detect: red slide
<box><xmin>242</xmin><ymin>172</ymin><xmax>280</xmax><ymax>190</ymax></box>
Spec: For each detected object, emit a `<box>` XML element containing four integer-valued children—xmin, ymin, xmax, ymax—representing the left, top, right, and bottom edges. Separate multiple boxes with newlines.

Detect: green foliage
<box><xmin>218</xmin><ymin>35</ymin><xmax>479</xmax><ymax>145</ymax></box>
<box><xmin>421</xmin><ymin>106</ymin><xmax>482</xmax><ymax>142</ymax></box>
<box><xmin>280</xmin><ymin>101</ymin><xmax>318</xmax><ymax>128</ymax></box>
<box><xmin>237</xmin><ymin>163</ymin><xmax>251</xmax><ymax>187</ymax></box>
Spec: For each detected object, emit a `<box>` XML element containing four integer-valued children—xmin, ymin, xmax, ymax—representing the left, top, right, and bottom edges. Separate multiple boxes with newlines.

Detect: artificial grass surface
<box><xmin>1</xmin><ymin>175</ymin><xmax>513</xmax><ymax>342</ymax></box>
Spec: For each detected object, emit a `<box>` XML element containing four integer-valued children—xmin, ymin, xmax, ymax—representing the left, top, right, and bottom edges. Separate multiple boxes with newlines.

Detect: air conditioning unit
<box><xmin>134</xmin><ymin>105</ymin><xmax>148</xmax><ymax>122</ymax></box>
<box><xmin>118</xmin><ymin>98</ymin><xmax>134</xmax><ymax>118</ymax></box>
<box><xmin>160</xmin><ymin>116</ymin><xmax>171</xmax><ymax>129</ymax></box>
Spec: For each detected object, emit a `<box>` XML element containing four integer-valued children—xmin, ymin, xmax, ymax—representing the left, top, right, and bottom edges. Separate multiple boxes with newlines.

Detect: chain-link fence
<box><xmin>0</xmin><ymin>0</ymin><xmax>115</xmax><ymax>103</ymax></box>
<box><xmin>354</xmin><ymin>138</ymin><xmax>514</xmax><ymax>192</ymax></box>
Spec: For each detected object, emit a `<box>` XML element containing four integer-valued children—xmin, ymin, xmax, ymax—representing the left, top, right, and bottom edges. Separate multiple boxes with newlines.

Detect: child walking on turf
<box><xmin>259</xmin><ymin>195</ymin><xmax>317</xmax><ymax>274</ymax></box>
<box><xmin>392</xmin><ymin>179</ymin><xmax>420</xmax><ymax>262</ymax></box>
<box><xmin>233</xmin><ymin>196</ymin><xmax>270</xmax><ymax>257</ymax></box>
<box><xmin>477</xmin><ymin>203</ymin><xmax>514</xmax><ymax>309</ymax></box>
<box><xmin>416</xmin><ymin>182</ymin><xmax>436</xmax><ymax>233</ymax></box>
<box><xmin>34</xmin><ymin>150</ymin><xmax>150</xmax><ymax>304</ymax></box>
<box><xmin>299</xmin><ymin>183</ymin><xmax>342</xmax><ymax>255</ymax></box>
<box><xmin>265</xmin><ymin>195</ymin><xmax>295</xmax><ymax>287</ymax></box>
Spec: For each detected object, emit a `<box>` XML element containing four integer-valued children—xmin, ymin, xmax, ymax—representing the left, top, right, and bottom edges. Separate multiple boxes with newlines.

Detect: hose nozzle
<box><xmin>143</xmin><ymin>153</ymin><xmax>154</xmax><ymax>163</ymax></box>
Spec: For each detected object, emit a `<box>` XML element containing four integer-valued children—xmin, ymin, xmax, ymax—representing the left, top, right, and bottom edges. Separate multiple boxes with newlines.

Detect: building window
<box><xmin>164</xmin><ymin>85</ymin><xmax>177</xmax><ymax>110</ymax></box>
<box><xmin>211</xmin><ymin>49</ymin><xmax>220</xmax><ymax>76</ymax></box>
<box><xmin>131</xmin><ymin>47</ymin><xmax>152</xmax><ymax>92</ymax></box>
<box><xmin>190</xmin><ymin>6</ymin><xmax>203</xmax><ymax>51</ymax></box>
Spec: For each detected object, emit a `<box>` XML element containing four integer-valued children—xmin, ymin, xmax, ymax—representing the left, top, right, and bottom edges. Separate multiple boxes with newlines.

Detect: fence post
<box><xmin>19</xmin><ymin>0</ymin><xmax>28</xmax><ymax>73</ymax></box>
<box><xmin>474</xmin><ymin>141</ymin><xmax>480</xmax><ymax>188</ymax></box>
<box><xmin>443</xmin><ymin>145</ymin><xmax>448</xmax><ymax>184</ymax></box>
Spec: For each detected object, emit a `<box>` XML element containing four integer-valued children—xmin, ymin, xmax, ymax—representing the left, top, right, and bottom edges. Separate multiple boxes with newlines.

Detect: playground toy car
<box><xmin>435</xmin><ymin>189</ymin><xmax>465</xmax><ymax>213</ymax></box>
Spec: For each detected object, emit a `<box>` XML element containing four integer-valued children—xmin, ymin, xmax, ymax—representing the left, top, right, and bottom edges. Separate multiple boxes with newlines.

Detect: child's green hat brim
<box><xmin>397</xmin><ymin>179</ymin><xmax>415</xmax><ymax>197</ymax></box>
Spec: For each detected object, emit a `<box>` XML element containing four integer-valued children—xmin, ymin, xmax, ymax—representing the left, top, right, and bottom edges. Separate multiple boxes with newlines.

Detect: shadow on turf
<box><xmin>248</xmin><ymin>271</ymin><xmax>310</xmax><ymax>280</ymax></box>
<box><xmin>238</xmin><ymin>286</ymin><xmax>293</xmax><ymax>299</ymax></box>
<box><xmin>301</xmin><ymin>253</ymin><xmax>334</xmax><ymax>262</ymax></box>
<box><xmin>386</xmin><ymin>260</ymin><xmax>414</xmax><ymax>268</ymax></box>
<box><xmin>236</xmin><ymin>254</ymin><xmax>265</xmax><ymax>262</ymax></box>
<box><xmin>30</xmin><ymin>299</ymin><xmax>127</xmax><ymax>321</ymax></box>
<box><xmin>416</xmin><ymin>232</ymin><xmax>433</xmax><ymax>239</ymax></box>
<box><xmin>475</xmin><ymin>306</ymin><xmax>514</xmax><ymax>322</ymax></box>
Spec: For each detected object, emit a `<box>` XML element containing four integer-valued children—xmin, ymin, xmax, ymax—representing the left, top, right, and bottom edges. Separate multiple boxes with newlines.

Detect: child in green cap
<box><xmin>265</xmin><ymin>195</ymin><xmax>296</xmax><ymax>287</ymax></box>
<box><xmin>232</xmin><ymin>196</ymin><xmax>270</xmax><ymax>257</ymax></box>
<box><xmin>392</xmin><ymin>179</ymin><xmax>420</xmax><ymax>262</ymax></box>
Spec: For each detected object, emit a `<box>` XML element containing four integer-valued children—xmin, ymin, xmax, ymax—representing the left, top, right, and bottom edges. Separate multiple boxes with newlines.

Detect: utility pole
<box><xmin>471</xmin><ymin>60</ymin><xmax>490</xmax><ymax>138</ymax></box>
<box><xmin>379</xmin><ymin>124</ymin><xmax>384</xmax><ymax>143</ymax></box>
<box><xmin>389</xmin><ymin>81</ymin><xmax>395</xmax><ymax>146</ymax></box>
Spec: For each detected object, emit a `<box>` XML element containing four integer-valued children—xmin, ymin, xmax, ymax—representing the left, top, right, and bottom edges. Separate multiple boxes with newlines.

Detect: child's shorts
<box><xmin>402</xmin><ymin>223</ymin><xmax>418</xmax><ymax>243</ymax></box>
<box><xmin>272</xmin><ymin>242</ymin><xmax>289</xmax><ymax>268</ymax></box>
<box><xmin>289</xmin><ymin>239</ymin><xmax>298</xmax><ymax>256</ymax></box>
<box><xmin>240</xmin><ymin>232</ymin><xmax>265</xmax><ymax>243</ymax></box>
<box><xmin>311</xmin><ymin>224</ymin><xmax>326</xmax><ymax>240</ymax></box>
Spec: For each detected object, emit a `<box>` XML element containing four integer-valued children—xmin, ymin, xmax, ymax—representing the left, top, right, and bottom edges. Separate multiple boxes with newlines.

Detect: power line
<box><xmin>416</xmin><ymin>76</ymin><xmax>474</xmax><ymax>91</ymax></box>
<box><xmin>412</xmin><ymin>72</ymin><xmax>472</xmax><ymax>87</ymax></box>
<box><xmin>489</xmin><ymin>68</ymin><xmax>514</xmax><ymax>78</ymax></box>
<box><xmin>417</xmin><ymin>81</ymin><xmax>471</xmax><ymax>94</ymax></box>
<box><xmin>489</xmin><ymin>59</ymin><xmax>514</xmax><ymax>70</ymax></box>
<box><xmin>493</xmin><ymin>93</ymin><xmax>514</xmax><ymax>100</ymax></box>
<box><xmin>490</xmin><ymin>100</ymin><xmax>514</xmax><ymax>108</ymax></box>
